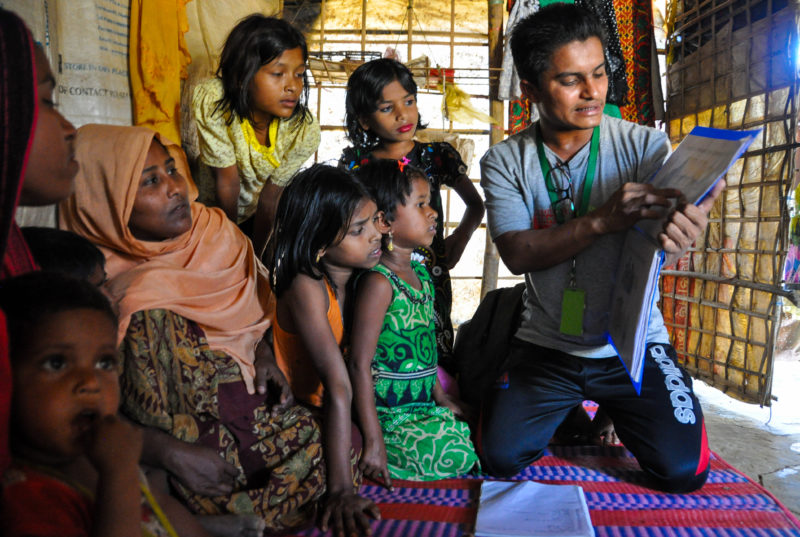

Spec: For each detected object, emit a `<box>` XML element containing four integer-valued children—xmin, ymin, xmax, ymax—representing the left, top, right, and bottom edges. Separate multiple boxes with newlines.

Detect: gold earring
<box><xmin>387</xmin><ymin>231</ymin><xmax>394</xmax><ymax>252</ymax></box>
<box><xmin>315</xmin><ymin>253</ymin><xmax>320</xmax><ymax>263</ymax></box>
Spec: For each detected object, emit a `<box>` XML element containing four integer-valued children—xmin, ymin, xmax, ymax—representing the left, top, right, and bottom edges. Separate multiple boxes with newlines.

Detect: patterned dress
<box><xmin>120</xmin><ymin>309</ymin><xmax>325</xmax><ymax>533</ymax></box>
<box><xmin>369</xmin><ymin>262</ymin><xmax>479</xmax><ymax>480</ymax></box>
<box><xmin>341</xmin><ymin>141</ymin><xmax>466</xmax><ymax>373</ymax></box>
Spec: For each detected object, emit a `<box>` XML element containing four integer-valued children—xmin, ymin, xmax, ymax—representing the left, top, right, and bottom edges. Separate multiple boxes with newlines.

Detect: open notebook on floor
<box><xmin>475</xmin><ymin>480</ymin><xmax>594</xmax><ymax>537</ymax></box>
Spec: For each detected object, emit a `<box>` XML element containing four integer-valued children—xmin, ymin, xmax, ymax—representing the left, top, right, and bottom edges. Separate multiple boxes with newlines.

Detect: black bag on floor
<box><xmin>452</xmin><ymin>282</ymin><xmax>526</xmax><ymax>407</ymax></box>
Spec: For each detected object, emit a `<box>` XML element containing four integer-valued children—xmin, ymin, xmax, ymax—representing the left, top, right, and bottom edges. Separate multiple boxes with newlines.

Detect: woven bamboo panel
<box><xmin>663</xmin><ymin>0</ymin><xmax>797</xmax><ymax>404</ymax></box>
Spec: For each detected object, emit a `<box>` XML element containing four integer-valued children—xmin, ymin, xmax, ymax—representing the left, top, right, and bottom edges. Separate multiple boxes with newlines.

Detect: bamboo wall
<box><xmin>663</xmin><ymin>0</ymin><xmax>797</xmax><ymax>404</ymax></box>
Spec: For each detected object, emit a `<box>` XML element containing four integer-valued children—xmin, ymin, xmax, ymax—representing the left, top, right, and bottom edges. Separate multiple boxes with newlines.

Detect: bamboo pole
<box><xmin>306</xmin><ymin>29</ymin><xmax>488</xmax><ymax>38</ymax></box>
<box><xmin>319</xmin><ymin>0</ymin><xmax>326</xmax><ymax>54</ymax></box>
<box><xmin>407</xmin><ymin>0</ymin><xmax>414</xmax><ymax>62</ymax></box>
<box><xmin>450</xmin><ymin>0</ymin><xmax>456</xmax><ymax>65</ymax></box>
<box><xmin>481</xmin><ymin>0</ymin><xmax>505</xmax><ymax>298</ymax></box>
<box><xmin>361</xmin><ymin>0</ymin><xmax>367</xmax><ymax>52</ymax></box>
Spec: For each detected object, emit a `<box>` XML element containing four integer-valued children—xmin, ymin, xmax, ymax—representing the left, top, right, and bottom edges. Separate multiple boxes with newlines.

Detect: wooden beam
<box><xmin>481</xmin><ymin>0</ymin><xmax>504</xmax><ymax>298</ymax></box>
<box><xmin>407</xmin><ymin>0</ymin><xmax>414</xmax><ymax>63</ymax></box>
<box><xmin>361</xmin><ymin>0</ymin><xmax>367</xmax><ymax>52</ymax></box>
<box><xmin>305</xmin><ymin>29</ymin><xmax>488</xmax><ymax>39</ymax></box>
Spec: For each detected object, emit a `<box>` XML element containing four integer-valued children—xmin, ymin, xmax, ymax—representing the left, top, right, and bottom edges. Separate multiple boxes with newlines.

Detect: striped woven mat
<box><xmin>289</xmin><ymin>445</ymin><xmax>800</xmax><ymax>537</ymax></box>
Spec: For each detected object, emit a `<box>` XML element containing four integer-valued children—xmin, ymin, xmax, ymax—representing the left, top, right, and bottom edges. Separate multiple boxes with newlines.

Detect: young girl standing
<box><xmin>193</xmin><ymin>15</ymin><xmax>320</xmax><ymax>257</ymax></box>
<box><xmin>269</xmin><ymin>164</ymin><xmax>383</xmax><ymax>537</ymax></box>
<box><xmin>350</xmin><ymin>160</ymin><xmax>479</xmax><ymax>485</ymax></box>
<box><xmin>340</xmin><ymin>58</ymin><xmax>484</xmax><ymax>374</ymax></box>
<box><xmin>0</xmin><ymin>273</ymin><xmax>216</xmax><ymax>537</ymax></box>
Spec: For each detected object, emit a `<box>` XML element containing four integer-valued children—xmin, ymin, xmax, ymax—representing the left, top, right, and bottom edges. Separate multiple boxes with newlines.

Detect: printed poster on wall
<box><xmin>2</xmin><ymin>0</ymin><xmax>133</xmax><ymax>128</ymax></box>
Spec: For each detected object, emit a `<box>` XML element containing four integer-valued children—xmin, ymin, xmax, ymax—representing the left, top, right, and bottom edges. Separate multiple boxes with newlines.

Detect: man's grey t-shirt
<box><xmin>479</xmin><ymin>116</ymin><xmax>671</xmax><ymax>358</ymax></box>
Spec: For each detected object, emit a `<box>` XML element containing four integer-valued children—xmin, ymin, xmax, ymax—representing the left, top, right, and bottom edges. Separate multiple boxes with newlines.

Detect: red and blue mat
<box><xmin>290</xmin><ymin>444</ymin><xmax>800</xmax><ymax>537</ymax></box>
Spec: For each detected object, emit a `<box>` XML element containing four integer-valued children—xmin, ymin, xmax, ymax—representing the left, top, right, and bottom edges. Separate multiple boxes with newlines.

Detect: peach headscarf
<box><xmin>60</xmin><ymin>124</ymin><xmax>272</xmax><ymax>394</ymax></box>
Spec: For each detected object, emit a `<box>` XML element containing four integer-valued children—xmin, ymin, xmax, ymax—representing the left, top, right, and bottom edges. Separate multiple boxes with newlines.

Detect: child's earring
<box><xmin>315</xmin><ymin>249</ymin><xmax>324</xmax><ymax>263</ymax></box>
<box><xmin>387</xmin><ymin>231</ymin><xmax>394</xmax><ymax>252</ymax></box>
<box><xmin>315</xmin><ymin>253</ymin><xmax>320</xmax><ymax>263</ymax></box>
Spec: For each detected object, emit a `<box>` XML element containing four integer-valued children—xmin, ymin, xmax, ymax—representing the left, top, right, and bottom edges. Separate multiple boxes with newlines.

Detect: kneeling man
<box><xmin>479</xmin><ymin>3</ymin><xmax>721</xmax><ymax>493</ymax></box>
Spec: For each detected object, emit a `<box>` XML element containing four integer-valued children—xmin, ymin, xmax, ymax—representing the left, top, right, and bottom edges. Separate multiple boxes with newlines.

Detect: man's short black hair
<box><xmin>510</xmin><ymin>4</ymin><xmax>608</xmax><ymax>89</ymax></box>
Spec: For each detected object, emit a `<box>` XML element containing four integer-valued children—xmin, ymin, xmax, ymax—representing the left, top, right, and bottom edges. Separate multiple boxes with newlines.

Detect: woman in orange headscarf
<box><xmin>60</xmin><ymin>124</ymin><xmax>324</xmax><ymax>533</ymax></box>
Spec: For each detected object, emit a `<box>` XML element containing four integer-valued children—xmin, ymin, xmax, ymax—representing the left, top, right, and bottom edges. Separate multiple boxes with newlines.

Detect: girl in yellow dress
<box><xmin>192</xmin><ymin>15</ymin><xmax>320</xmax><ymax>257</ymax></box>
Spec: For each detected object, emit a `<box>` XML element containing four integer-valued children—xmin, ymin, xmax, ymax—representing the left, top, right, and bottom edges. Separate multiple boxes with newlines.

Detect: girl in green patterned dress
<box><xmin>350</xmin><ymin>160</ymin><xmax>479</xmax><ymax>483</ymax></box>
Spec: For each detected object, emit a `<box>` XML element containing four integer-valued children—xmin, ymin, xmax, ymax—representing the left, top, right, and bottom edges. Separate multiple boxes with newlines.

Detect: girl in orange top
<box><xmin>269</xmin><ymin>164</ymin><xmax>384</xmax><ymax>536</ymax></box>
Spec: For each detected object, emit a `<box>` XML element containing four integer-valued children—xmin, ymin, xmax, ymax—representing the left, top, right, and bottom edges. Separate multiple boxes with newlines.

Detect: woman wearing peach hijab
<box><xmin>60</xmin><ymin>124</ymin><xmax>324</xmax><ymax>534</ymax></box>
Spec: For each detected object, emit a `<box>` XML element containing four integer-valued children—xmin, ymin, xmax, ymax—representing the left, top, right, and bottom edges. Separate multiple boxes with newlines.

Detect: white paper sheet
<box><xmin>475</xmin><ymin>481</ymin><xmax>594</xmax><ymax>537</ymax></box>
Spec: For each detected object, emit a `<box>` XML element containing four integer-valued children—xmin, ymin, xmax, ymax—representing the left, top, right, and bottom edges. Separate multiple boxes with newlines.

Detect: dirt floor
<box><xmin>698</xmin><ymin>351</ymin><xmax>800</xmax><ymax>517</ymax></box>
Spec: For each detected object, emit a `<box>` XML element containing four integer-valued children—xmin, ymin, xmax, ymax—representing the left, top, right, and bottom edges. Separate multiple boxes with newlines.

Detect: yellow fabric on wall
<box><xmin>129</xmin><ymin>0</ymin><xmax>192</xmax><ymax>142</ymax></box>
<box><xmin>440</xmin><ymin>81</ymin><xmax>498</xmax><ymax>126</ymax></box>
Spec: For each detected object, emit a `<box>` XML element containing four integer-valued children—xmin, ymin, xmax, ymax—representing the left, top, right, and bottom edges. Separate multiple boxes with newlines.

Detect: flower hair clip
<box><xmin>397</xmin><ymin>156</ymin><xmax>410</xmax><ymax>172</ymax></box>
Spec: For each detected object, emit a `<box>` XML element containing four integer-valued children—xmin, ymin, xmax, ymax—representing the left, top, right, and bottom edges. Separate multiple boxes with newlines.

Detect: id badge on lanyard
<box><xmin>560</xmin><ymin>259</ymin><xmax>585</xmax><ymax>336</ymax></box>
<box><xmin>536</xmin><ymin>126</ymin><xmax>599</xmax><ymax>337</ymax></box>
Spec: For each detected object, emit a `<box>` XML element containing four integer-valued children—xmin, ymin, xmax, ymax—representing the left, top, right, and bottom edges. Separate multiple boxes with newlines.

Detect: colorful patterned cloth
<box><xmin>576</xmin><ymin>0</ymin><xmax>630</xmax><ymax>107</ymax></box>
<box><xmin>341</xmin><ymin>142</ymin><xmax>465</xmax><ymax>373</ymax></box>
<box><xmin>614</xmin><ymin>0</ymin><xmax>655</xmax><ymax>125</ymax></box>
<box><xmin>369</xmin><ymin>262</ymin><xmax>479</xmax><ymax>481</ymax></box>
<box><xmin>2</xmin><ymin>463</ymin><xmax>178</xmax><ymax>537</ymax></box>
<box><xmin>120</xmin><ymin>309</ymin><xmax>325</xmax><ymax>532</ymax></box>
<box><xmin>508</xmin><ymin>98</ymin><xmax>535</xmax><ymax>136</ymax></box>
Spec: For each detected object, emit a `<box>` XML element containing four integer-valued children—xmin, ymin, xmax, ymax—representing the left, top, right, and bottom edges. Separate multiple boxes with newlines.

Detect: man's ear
<box><xmin>520</xmin><ymin>79</ymin><xmax>540</xmax><ymax>103</ymax></box>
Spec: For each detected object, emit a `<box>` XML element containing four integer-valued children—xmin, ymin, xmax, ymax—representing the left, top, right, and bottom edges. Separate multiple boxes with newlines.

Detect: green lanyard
<box><xmin>536</xmin><ymin>126</ymin><xmax>600</xmax><ymax>223</ymax></box>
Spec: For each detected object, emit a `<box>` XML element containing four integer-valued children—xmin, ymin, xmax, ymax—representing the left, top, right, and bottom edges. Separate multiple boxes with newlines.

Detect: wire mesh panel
<box><xmin>663</xmin><ymin>0</ymin><xmax>797</xmax><ymax>404</ymax></box>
